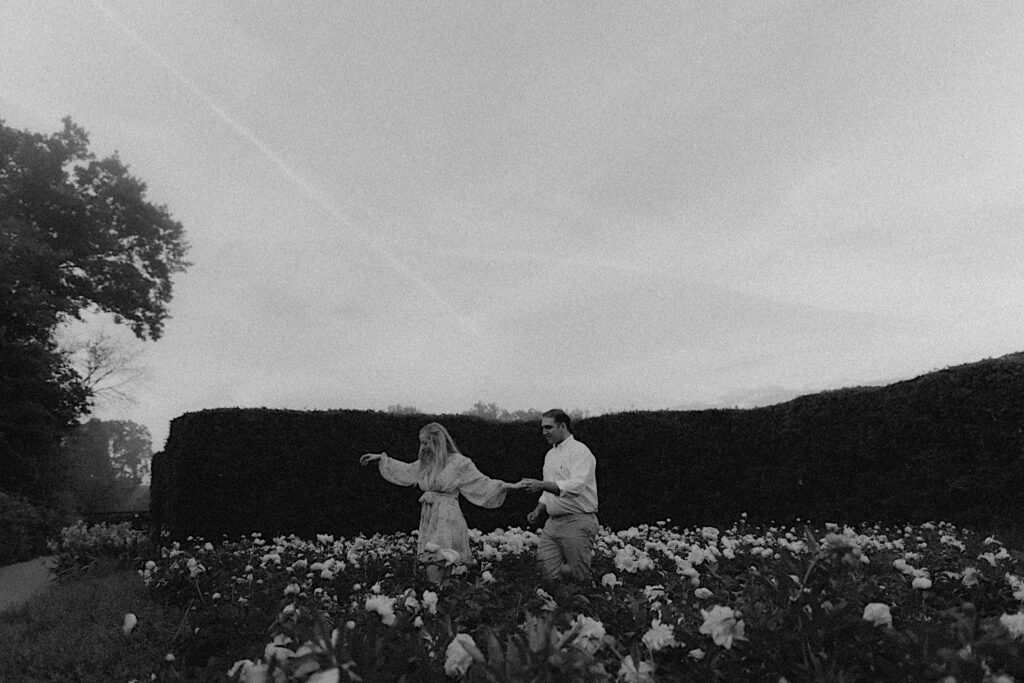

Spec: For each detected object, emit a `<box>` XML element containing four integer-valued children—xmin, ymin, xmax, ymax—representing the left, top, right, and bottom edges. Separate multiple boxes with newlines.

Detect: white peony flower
<box><xmin>422</xmin><ymin>590</ymin><xmax>439</xmax><ymax>614</ymax></box>
<box><xmin>439</xmin><ymin>548</ymin><xmax>461</xmax><ymax>565</ymax></box>
<box><xmin>364</xmin><ymin>595</ymin><xmax>397</xmax><ymax>626</ymax></box>
<box><xmin>961</xmin><ymin>567</ymin><xmax>980</xmax><ymax>587</ymax></box>
<box><xmin>601</xmin><ymin>572</ymin><xmax>621</xmax><ymax>588</ymax></box>
<box><xmin>444</xmin><ymin>633</ymin><xmax>480</xmax><ymax>677</ymax></box>
<box><xmin>699</xmin><ymin>605</ymin><xmax>748</xmax><ymax>649</ymax></box>
<box><xmin>306</xmin><ymin>668</ymin><xmax>340</xmax><ymax>683</ymax></box>
<box><xmin>617</xmin><ymin>654</ymin><xmax>655</xmax><ymax>683</ymax></box>
<box><xmin>862</xmin><ymin>603</ymin><xmax>892</xmax><ymax>627</ymax></box>
<box><xmin>641</xmin><ymin>618</ymin><xmax>677</xmax><ymax>651</ymax></box>
<box><xmin>1000</xmin><ymin>612</ymin><xmax>1024</xmax><ymax>640</ymax></box>
<box><xmin>693</xmin><ymin>587</ymin><xmax>713</xmax><ymax>600</ymax></box>
<box><xmin>688</xmin><ymin>647</ymin><xmax>705</xmax><ymax>660</ymax></box>
<box><xmin>1006</xmin><ymin>573</ymin><xmax>1024</xmax><ymax>601</ymax></box>
<box><xmin>122</xmin><ymin>613</ymin><xmax>138</xmax><ymax>636</ymax></box>
<box><xmin>536</xmin><ymin>587</ymin><xmax>558</xmax><ymax>612</ymax></box>
<box><xmin>912</xmin><ymin>576</ymin><xmax>932</xmax><ymax>590</ymax></box>
<box><xmin>264</xmin><ymin>637</ymin><xmax>294</xmax><ymax>665</ymax></box>
<box><xmin>227</xmin><ymin>659</ymin><xmax>269</xmax><ymax>683</ymax></box>
<box><xmin>569</xmin><ymin>614</ymin><xmax>606</xmax><ymax>654</ymax></box>
<box><xmin>614</xmin><ymin>549</ymin><xmax>639</xmax><ymax>573</ymax></box>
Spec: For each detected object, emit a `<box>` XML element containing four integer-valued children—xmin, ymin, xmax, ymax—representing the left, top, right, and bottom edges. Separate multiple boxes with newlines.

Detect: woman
<box><xmin>360</xmin><ymin>422</ymin><xmax>520</xmax><ymax>571</ymax></box>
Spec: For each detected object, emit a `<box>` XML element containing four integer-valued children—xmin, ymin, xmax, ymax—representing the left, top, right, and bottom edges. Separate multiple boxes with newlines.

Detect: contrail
<box><xmin>417</xmin><ymin>245</ymin><xmax>654</xmax><ymax>275</ymax></box>
<box><xmin>90</xmin><ymin>0</ymin><xmax>483</xmax><ymax>340</ymax></box>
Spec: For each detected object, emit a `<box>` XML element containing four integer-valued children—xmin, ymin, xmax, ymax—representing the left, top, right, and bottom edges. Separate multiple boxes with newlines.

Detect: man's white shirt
<box><xmin>539</xmin><ymin>435</ymin><xmax>598</xmax><ymax>516</ymax></box>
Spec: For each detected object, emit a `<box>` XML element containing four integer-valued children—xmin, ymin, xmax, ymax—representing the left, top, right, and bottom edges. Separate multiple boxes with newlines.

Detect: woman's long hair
<box><xmin>417</xmin><ymin>422</ymin><xmax>460</xmax><ymax>487</ymax></box>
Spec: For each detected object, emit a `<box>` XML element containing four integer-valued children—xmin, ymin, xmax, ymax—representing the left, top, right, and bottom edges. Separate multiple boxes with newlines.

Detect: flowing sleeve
<box><xmin>378</xmin><ymin>455</ymin><xmax>420</xmax><ymax>487</ymax></box>
<box><xmin>455</xmin><ymin>455</ymin><xmax>507</xmax><ymax>509</ymax></box>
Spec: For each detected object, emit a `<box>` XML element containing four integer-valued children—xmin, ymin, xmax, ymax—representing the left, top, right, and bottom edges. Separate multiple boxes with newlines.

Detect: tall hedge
<box><xmin>155</xmin><ymin>411</ymin><xmax>542</xmax><ymax>541</ymax></box>
<box><xmin>154</xmin><ymin>353</ymin><xmax>1024</xmax><ymax>541</ymax></box>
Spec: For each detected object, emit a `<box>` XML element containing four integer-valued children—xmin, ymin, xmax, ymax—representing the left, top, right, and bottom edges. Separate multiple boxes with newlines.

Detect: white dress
<box><xmin>378</xmin><ymin>452</ymin><xmax>506</xmax><ymax>564</ymax></box>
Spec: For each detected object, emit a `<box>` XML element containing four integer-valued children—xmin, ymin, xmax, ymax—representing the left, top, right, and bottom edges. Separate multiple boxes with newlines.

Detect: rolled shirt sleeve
<box><xmin>539</xmin><ymin>436</ymin><xmax>598</xmax><ymax>515</ymax></box>
<box><xmin>554</xmin><ymin>452</ymin><xmax>593</xmax><ymax>497</ymax></box>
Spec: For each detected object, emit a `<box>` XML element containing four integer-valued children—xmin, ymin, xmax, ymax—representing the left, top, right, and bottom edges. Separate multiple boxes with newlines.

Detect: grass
<box><xmin>0</xmin><ymin>557</ymin><xmax>185</xmax><ymax>683</ymax></box>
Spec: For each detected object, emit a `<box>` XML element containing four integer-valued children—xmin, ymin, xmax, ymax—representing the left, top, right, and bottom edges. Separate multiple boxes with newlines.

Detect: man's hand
<box><xmin>519</xmin><ymin>478</ymin><xmax>548</xmax><ymax>494</ymax></box>
<box><xmin>359</xmin><ymin>452</ymin><xmax>384</xmax><ymax>466</ymax></box>
<box><xmin>527</xmin><ymin>508</ymin><xmax>542</xmax><ymax>525</ymax></box>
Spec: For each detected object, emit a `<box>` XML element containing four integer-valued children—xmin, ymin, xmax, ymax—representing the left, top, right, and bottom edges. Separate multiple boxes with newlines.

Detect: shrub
<box><xmin>48</xmin><ymin>520</ymin><xmax>150</xmax><ymax>577</ymax></box>
<box><xmin>0</xmin><ymin>491</ymin><xmax>68</xmax><ymax>566</ymax></box>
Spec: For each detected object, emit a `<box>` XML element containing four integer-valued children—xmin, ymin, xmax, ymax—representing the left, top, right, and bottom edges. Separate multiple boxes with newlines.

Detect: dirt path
<box><xmin>0</xmin><ymin>556</ymin><xmax>57</xmax><ymax>614</ymax></box>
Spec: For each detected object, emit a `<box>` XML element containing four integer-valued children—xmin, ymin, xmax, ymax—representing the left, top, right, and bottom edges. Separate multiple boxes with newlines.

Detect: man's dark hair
<box><xmin>542</xmin><ymin>408</ymin><xmax>571</xmax><ymax>432</ymax></box>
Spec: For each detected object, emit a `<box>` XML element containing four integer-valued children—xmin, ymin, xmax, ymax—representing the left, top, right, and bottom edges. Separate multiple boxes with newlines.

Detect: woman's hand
<box><xmin>499</xmin><ymin>480</ymin><xmax>524</xmax><ymax>491</ymax></box>
<box><xmin>518</xmin><ymin>478</ymin><xmax>546</xmax><ymax>493</ymax></box>
<box><xmin>359</xmin><ymin>452</ymin><xmax>385</xmax><ymax>466</ymax></box>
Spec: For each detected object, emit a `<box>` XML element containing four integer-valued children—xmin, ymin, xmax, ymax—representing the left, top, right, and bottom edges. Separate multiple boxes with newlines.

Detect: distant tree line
<box><xmin>387</xmin><ymin>401</ymin><xmax>590</xmax><ymax>423</ymax></box>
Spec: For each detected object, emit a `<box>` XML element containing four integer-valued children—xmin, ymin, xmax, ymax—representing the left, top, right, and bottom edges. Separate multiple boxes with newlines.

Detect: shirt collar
<box><xmin>554</xmin><ymin>434</ymin><xmax>576</xmax><ymax>449</ymax></box>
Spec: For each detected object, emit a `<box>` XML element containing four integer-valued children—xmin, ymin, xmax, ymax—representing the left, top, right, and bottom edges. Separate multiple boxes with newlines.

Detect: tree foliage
<box><xmin>0</xmin><ymin>117</ymin><xmax>189</xmax><ymax>500</ymax></box>
<box><xmin>0</xmin><ymin>219</ymin><xmax>90</xmax><ymax>494</ymax></box>
<box><xmin>462</xmin><ymin>401</ymin><xmax>589</xmax><ymax>423</ymax></box>
<box><xmin>0</xmin><ymin>117</ymin><xmax>190</xmax><ymax>339</ymax></box>
<box><xmin>63</xmin><ymin>418</ymin><xmax>153</xmax><ymax>512</ymax></box>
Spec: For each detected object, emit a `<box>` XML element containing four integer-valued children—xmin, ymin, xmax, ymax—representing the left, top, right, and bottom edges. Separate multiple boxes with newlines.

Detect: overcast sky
<box><xmin>3</xmin><ymin>2</ymin><xmax>1023</xmax><ymax>449</ymax></box>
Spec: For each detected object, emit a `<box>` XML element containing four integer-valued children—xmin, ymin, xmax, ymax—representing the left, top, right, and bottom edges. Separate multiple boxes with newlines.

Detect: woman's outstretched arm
<box><xmin>362</xmin><ymin>451</ymin><xmax>420</xmax><ymax>486</ymax></box>
<box><xmin>456</xmin><ymin>457</ymin><xmax>519</xmax><ymax>508</ymax></box>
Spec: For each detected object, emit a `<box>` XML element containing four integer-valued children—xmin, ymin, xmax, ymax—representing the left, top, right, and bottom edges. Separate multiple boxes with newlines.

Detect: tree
<box><xmin>0</xmin><ymin>117</ymin><xmax>189</xmax><ymax>499</ymax></box>
<box><xmin>62</xmin><ymin>419</ymin><xmax>153</xmax><ymax>513</ymax></box>
<box><xmin>386</xmin><ymin>404</ymin><xmax>421</xmax><ymax>415</ymax></box>
<box><xmin>55</xmin><ymin>316</ymin><xmax>150</xmax><ymax>408</ymax></box>
<box><xmin>0</xmin><ymin>219</ymin><xmax>90</xmax><ymax>494</ymax></box>
<box><xmin>0</xmin><ymin>117</ymin><xmax>190</xmax><ymax>339</ymax></box>
<box><xmin>463</xmin><ymin>402</ymin><xmax>590</xmax><ymax>423</ymax></box>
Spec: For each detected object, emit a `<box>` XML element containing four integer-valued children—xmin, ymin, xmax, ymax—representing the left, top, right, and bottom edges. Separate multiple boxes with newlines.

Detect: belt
<box><xmin>419</xmin><ymin>491</ymin><xmax>457</xmax><ymax>505</ymax></box>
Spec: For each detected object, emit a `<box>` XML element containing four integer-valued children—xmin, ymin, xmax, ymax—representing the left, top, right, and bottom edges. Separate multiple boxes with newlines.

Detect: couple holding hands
<box><xmin>359</xmin><ymin>409</ymin><xmax>599</xmax><ymax>584</ymax></box>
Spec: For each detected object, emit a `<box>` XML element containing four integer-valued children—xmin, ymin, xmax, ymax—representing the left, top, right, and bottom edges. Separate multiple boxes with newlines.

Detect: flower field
<box><xmin>56</xmin><ymin>518</ymin><xmax>1024</xmax><ymax>681</ymax></box>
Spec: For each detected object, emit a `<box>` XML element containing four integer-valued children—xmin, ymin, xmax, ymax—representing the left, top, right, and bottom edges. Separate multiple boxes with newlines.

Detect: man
<box><xmin>519</xmin><ymin>409</ymin><xmax>599</xmax><ymax>583</ymax></box>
